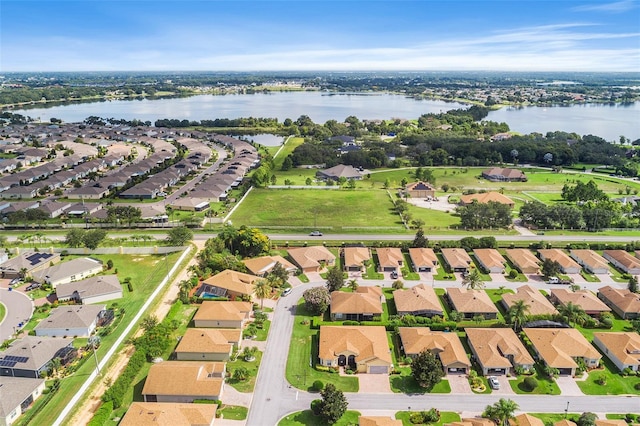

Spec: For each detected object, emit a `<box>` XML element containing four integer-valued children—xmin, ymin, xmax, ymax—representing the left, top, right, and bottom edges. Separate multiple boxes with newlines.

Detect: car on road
<box><xmin>309</xmin><ymin>230</ymin><xmax>323</xmax><ymax>236</ymax></box>
<box><xmin>281</xmin><ymin>287</ymin><xmax>292</xmax><ymax>297</ymax></box>
<box><xmin>488</xmin><ymin>376</ymin><xmax>500</xmax><ymax>390</ymax></box>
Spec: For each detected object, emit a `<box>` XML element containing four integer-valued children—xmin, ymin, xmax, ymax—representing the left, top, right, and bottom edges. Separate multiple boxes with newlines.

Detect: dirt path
<box><xmin>67</xmin><ymin>241</ymin><xmax>204</xmax><ymax>426</ymax></box>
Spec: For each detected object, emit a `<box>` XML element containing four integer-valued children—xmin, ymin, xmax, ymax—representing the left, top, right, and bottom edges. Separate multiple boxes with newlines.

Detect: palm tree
<box><xmin>253</xmin><ymin>278</ymin><xmax>272</xmax><ymax>310</ymax></box>
<box><xmin>348</xmin><ymin>279</ymin><xmax>359</xmax><ymax>292</ymax></box>
<box><xmin>508</xmin><ymin>299</ymin><xmax>530</xmax><ymax>331</ymax></box>
<box><xmin>462</xmin><ymin>269</ymin><xmax>484</xmax><ymax>290</ymax></box>
<box><xmin>558</xmin><ymin>301</ymin><xmax>587</xmax><ymax>326</ymax></box>
<box><xmin>483</xmin><ymin>398</ymin><xmax>519</xmax><ymax>426</ymax></box>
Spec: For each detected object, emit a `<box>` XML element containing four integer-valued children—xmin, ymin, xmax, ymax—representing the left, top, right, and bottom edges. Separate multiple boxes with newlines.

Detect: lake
<box><xmin>9</xmin><ymin>91</ymin><xmax>640</xmax><ymax>141</ymax></box>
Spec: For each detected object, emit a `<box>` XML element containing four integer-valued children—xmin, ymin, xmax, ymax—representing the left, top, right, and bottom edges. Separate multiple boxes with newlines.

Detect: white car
<box><xmin>488</xmin><ymin>376</ymin><xmax>500</xmax><ymax>390</ymax></box>
<box><xmin>281</xmin><ymin>287</ymin><xmax>292</xmax><ymax>297</ymax></box>
<box><xmin>309</xmin><ymin>230</ymin><xmax>323</xmax><ymax>236</ymax></box>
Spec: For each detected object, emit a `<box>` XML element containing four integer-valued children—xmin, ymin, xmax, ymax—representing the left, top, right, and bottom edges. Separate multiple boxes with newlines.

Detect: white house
<box><xmin>32</xmin><ymin>257</ymin><xmax>103</xmax><ymax>288</ymax></box>
<box><xmin>34</xmin><ymin>305</ymin><xmax>108</xmax><ymax>338</ymax></box>
<box><xmin>0</xmin><ymin>377</ymin><xmax>46</xmax><ymax>426</ymax></box>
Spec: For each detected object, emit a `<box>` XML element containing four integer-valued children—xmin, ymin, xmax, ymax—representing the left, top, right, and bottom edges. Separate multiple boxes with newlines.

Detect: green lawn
<box><xmin>0</xmin><ymin>302</ymin><xmax>6</xmax><ymax>326</ymax></box>
<box><xmin>286</xmin><ymin>299</ymin><xmax>358</xmax><ymax>392</ymax></box>
<box><xmin>278</xmin><ymin>410</ymin><xmax>361</xmax><ymax>426</ymax></box>
<box><xmin>226</xmin><ymin>351</ymin><xmax>263</xmax><ymax>393</ymax></box>
<box><xmin>577</xmin><ymin>354</ymin><xmax>640</xmax><ymax>395</ymax></box>
<box><xmin>530</xmin><ymin>413</ymin><xmax>583</xmax><ymax>425</ymax></box>
<box><xmin>16</xmin><ymin>251</ymin><xmax>185</xmax><ymax>426</ymax></box>
<box><xmin>219</xmin><ymin>405</ymin><xmax>248</xmax><ymax>420</ymax></box>
<box><xmin>396</xmin><ymin>411</ymin><xmax>461</xmax><ymax>426</ymax></box>
<box><xmin>509</xmin><ymin>364</ymin><xmax>561</xmax><ymax>395</ymax></box>
<box><xmin>389</xmin><ymin>367</ymin><xmax>451</xmax><ymax>394</ymax></box>
<box><xmin>255</xmin><ymin>319</ymin><xmax>271</xmax><ymax>341</ymax></box>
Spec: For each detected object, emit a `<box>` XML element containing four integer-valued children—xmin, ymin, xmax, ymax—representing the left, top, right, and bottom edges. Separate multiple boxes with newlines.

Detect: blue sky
<box><xmin>1</xmin><ymin>0</ymin><xmax>639</xmax><ymax>72</ymax></box>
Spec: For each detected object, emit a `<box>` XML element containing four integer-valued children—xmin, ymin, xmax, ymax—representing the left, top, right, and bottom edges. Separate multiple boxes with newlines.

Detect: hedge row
<box><xmin>310</xmin><ymin>318</ymin><xmax>459</xmax><ymax>331</ymax></box>
<box><xmin>101</xmin><ymin>349</ymin><xmax>146</xmax><ymax>408</ymax></box>
<box><xmin>87</xmin><ymin>401</ymin><xmax>114</xmax><ymax>426</ymax></box>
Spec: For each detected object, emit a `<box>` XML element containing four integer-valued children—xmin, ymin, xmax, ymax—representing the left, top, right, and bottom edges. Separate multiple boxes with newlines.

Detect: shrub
<box><xmin>595</xmin><ymin>375</ymin><xmax>607</xmax><ymax>385</ymax></box>
<box><xmin>310</xmin><ymin>399</ymin><xmax>322</xmax><ymax>415</ymax></box>
<box><xmin>87</xmin><ymin>401</ymin><xmax>113</xmax><ymax>426</ymax></box>
<box><xmin>523</xmin><ymin>376</ymin><xmax>538</xmax><ymax>391</ymax></box>
<box><xmin>634</xmin><ymin>382</ymin><xmax>640</xmax><ymax>391</ymax></box>
<box><xmin>315</xmin><ymin>364</ymin><xmax>330</xmax><ymax>372</ymax></box>
<box><xmin>312</xmin><ymin>380</ymin><xmax>324</xmax><ymax>391</ymax></box>
<box><xmin>509</xmin><ymin>269</ymin><xmax>519</xmax><ymax>279</ymax></box>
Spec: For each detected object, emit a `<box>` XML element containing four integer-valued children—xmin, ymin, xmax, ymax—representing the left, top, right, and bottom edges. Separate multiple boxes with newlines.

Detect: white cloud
<box><xmin>572</xmin><ymin>0</ymin><xmax>637</xmax><ymax>13</ymax></box>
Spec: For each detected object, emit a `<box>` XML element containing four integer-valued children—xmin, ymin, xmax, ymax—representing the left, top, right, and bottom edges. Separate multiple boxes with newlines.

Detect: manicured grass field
<box><xmin>509</xmin><ymin>363</ymin><xmax>561</xmax><ymax>395</ymax></box>
<box><xmin>389</xmin><ymin>367</ymin><xmax>451</xmax><ymax>394</ymax></box>
<box><xmin>286</xmin><ymin>299</ymin><xmax>358</xmax><ymax>392</ymax></box>
<box><xmin>219</xmin><ymin>405</ymin><xmax>248</xmax><ymax>420</ymax></box>
<box><xmin>0</xmin><ymin>302</ymin><xmax>6</xmax><ymax>325</ymax></box>
<box><xmin>226</xmin><ymin>351</ymin><xmax>263</xmax><ymax>393</ymax></box>
<box><xmin>396</xmin><ymin>411</ymin><xmax>461</xmax><ymax>426</ymax></box>
<box><xmin>577</xmin><ymin>354</ymin><xmax>640</xmax><ymax>395</ymax></box>
<box><xmin>279</xmin><ymin>410</ymin><xmax>361</xmax><ymax>426</ymax></box>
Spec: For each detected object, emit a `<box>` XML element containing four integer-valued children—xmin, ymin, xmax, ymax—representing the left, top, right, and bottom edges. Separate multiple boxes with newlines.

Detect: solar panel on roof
<box><xmin>0</xmin><ymin>360</ymin><xmax>17</xmax><ymax>368</ymax></box>
<box><xmin>4</xmin><ymin>355</ymin><xmax>28</xmax><ymax>363</ymax></box>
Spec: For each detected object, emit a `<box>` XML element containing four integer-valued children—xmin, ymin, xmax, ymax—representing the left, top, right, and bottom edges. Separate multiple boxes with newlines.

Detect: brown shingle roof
<box><xmin>242</xmin><ymin>255</ymin><xmax>297</xmax><ymax>275</ymax></box>
<box><xmin>441</xmin><ymin>248</ymin><xmax>472</xmax><ymax>270</ymax></box>
<box><xmin>603</xmin><ymin>250</ymin><xmax>640</xmax><ymax>270</ymax></box>
<box><xmin>393</xmin><ymin>284</ymin><xmax>443</xmax><ymax>315</ymax></box>
<box><xmin>523</xmin><ymin>328</ymin><xmax>601</xmax><ymax>369</ymax></box>
<box><xmin>331</xmin><ymin>288</ymin><xmax>383</xmax><ymax>315</ymax></box>
<box><xmin>175</xmin><ymin>328</ymin><xmax>241</xmax><ymax>355</ymax></box>
<box><xmin>551</xmin><ymin>289</ymin><xmax>611</xmax><ymax>314</ymax></box>
<box><xmin>318</xmin><ymin>326</ymin><xmax>391</xmax><ymax>364</ymax></box>
<box><xmin>408</xmin><ymin>248</ymin><xmax>438</xmax><ymax>268</ymax></box>
<box><xmin>593</xmin><ymin>332</ymin><xmax>640</xmax><ymax>368</ymax></box>
<box><xmin>505</xmin><ymin>249</ymin><xmax>541</xmax><ymax>273</ymax></box>
<box><xmin>359</xmin><ymin>416</ymin><xmax>403</xmax><ymax>426</ymax></box>
<box><xmin>473</xmin><ymin>249</ymin><xmax>506</xmax><ymax>270</ymax></box>
<box><xmin>343</xmin><ymin>247</ymin><xmax>371</xmax><ymax>268</ymax></box>
<box><xmin>598</xmin><ymin>286</ymin><xmax>640</xmax><ymax>315</ymax></box>
<box><xmin>201</xmin><ymin>269</ymin><xmax>257</xmax><ymax>296</ymax></box>
<box><xmin>120</xmin><ymin>402</ymin><xmax>217</xmax><ymax>426</ymax></box>
<box><xmin>142</xmin><ymin>361</ymin><xmax>225</xmax><ymax>398</ymax></box>
<box><xmin>287</xmin><ymin>246</ymin><xmax>336</xmax><ymax>269</ymax></box>
<box><xmin>502</xmin><ymin>285</ymin><xmax>558</xmax><ymax>316</ymax></box>
<box><xmin>376</xmin><ymin>248</ymin><xmax>404</xmax><ymax>269</ymax></box>
<box><xmin>509</xmin><ymin>414</ymin><xmax>545</xmax><ymax>426</ymax></box>
<box><xmin>398</xmin><ymin>327</ymin><xmax>470</xmax><ymax>367</ymax></box>
<box><xmin>193</xmin><ymin>301</ymin><xmax>252</xmax><ymax>323</ymax></box>
<box><xmin>570</xmin><ymin>250</ymin><xmax>610</xmax><ymax>272</ymax></box>
<box><xmin>459</xmin><ymin>191</ymin><xmax>514</xmax><ymax>206</ymax></box>
<box><xmin>466</xmin><ymin>328</ymin><xmax>533</xmax><ymax>369</ymax></box>
<box><xmin>446</xmin><ymin>288</ymin><xmax>498</xmax><ymax>315</ymax></box>
<box><xmin>538</xmin><ymin>249</ymin><xmax>581</xmax><ymax>271</ymax></box>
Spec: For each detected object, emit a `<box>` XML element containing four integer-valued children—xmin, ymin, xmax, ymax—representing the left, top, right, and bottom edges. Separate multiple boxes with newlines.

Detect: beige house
<box><xmin>331</xmin><ymin>287</ymin><xmax>383</xmax><ymax>321</ymax></box>
<box><xmin>459</xmin><ymin>191</ymin><xmax>515</xmax><ymax>207</ymax></box>
<box><xmin>0</xmin><ymin>252</ymin><xmax>61</xmax><ymax>279</ymax></box>
<box><xmin>193</xmin><ymin>301</ymin><xmax>253</xmax><ymax>328</ymax></box>
<box><xmin>342</xmin><ymin>247</ymin><xmax>371</xmax><ymax>272</ymax></box>
<box><xmin>501</xmin><ymin>285</ymin><xmax>558</xmax><ymax>316</ymax></box>
<box><xmin>376</xmin><ymin>248</ymin><xmax>404</xmax><ymax>273</ymax></box>
<box><xmin>593</xmin><ymin>332</ymin><xmax>640</xmax><ymax>372</ymax></box>
<box><xmin>120</xmin><ymin>402</ymin><xmax>217</xmax><ymax>426</ymax></box>
<box><xmin>359</xmin><ymin>416</ymin><xmax>402</xmax><ymax>426</ymax></box>
<box><xmin>448</xmin><ymin>419</ymin><xmax>496</xmax><ymax>426</ymax></box>
<box><xmin>550</xmin><ymin>289</ymin><xmax>611</xmax><ymax>316</ymax></box>
<box><xmin>398</xmin><ymin>327</ymin><xmax>470</xmax><ymax>374</ymax></box>
<box><xmin>602</xmin><ymin>250</ymin><xmax>640</xmax><ymax>275</ymax></box>
<box><xmin>505</xmin><ymin>249</ymin><xmax>541</xmax><ymax>274</ymax></box>
<box><xmin>597</xmin><ymin>286</ymin><xmax>640</xmax><ymax>319</ymax></box>
<box><xmin>199</xmin><ymin>269</ymin><xmax>257</xmax><ymax>300</ymax></box>
<box><xmin>473</xmin><ymin>249</ymin><xmax>506</xmax><ymax>273</ymax></box>
<box><xmin>509</xmin><ymin>414</ymin><xmax>544</xmax><ymax>426</ymax></box>
<box><xmin>441</xmin><ymin>248</ymin><xmax>473</xmax><ymax>273</ymax></box>
<box><xmin>175</xmin><ymin>328</ymin><xmax>242</xmax><ymax>361</ymax></box>
<box><xmin>482</xmin><ymin>167</ymin><xmax>527</xmax><ymax>182</ymax></box>
<box><xmin>538</xmin><ymin>249</ymin><xmax>581</xmax><ymax>274</ymax></box>
<box><xmin>287</xmin><ymin>246</ymin><xmax>336</xmax><ymax>273</ymax></box>
<box><xmin>405</xmin><ymin>181</ymin><xmax>436</xmax><ymax>198</ymax></box>
<box><xmin>0</xmin><ymin>377</ymin><xmax>46</xmax><ymax>426</ymax></box>
<box><xmin>32</xmin><ymin>257</ymin><xmax>103</xmax><ymax>288</ymax></box>
<box><xmin>318</xmin><ymin>326</ymin><xmax>392</xmax><ymax>374</ymax></box>
<box><xmin>523</xmin><ymin>328</ymin><xmax>601</xmax><ymax>376</ymax></box>
<box><xmin>408</xmin><ymin>248</ymin><xmax>438</xmax><ymax>272</ymax></box>
<box><xmin>466</xmin><ymin>328</ymin><xmax>534</xmax><ymax>375</ymax></box>
<box><xmin>142</xmin><ymin>361</ymin><xmax>225</xmax><ymax>403</ymax></box>
<box><xmin>445</xmin><ymin>288</ymin><xmax>498</xmax><ymax>319</ymax></box>
<box><xmin>242</xmin><ymin>255</ymin><xmax>297</xmax><ymax>277</ymax></box>
<box><xmin>569</xmin><ymin>250</ymin><xmax>611</xmax><ymax>275</ymax></box>
<box><xmin>393</xmin><ymin>284</ymin><xmax>443</xmax><ymax>317</ymax></box>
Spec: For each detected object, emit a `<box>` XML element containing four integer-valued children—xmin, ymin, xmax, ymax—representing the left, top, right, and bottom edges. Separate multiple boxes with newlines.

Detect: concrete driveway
<box><xmin>556</xmin><ymin>376</ymin><xmax>584</xmax><ymax>396</ymax></box>
<box><xmin>357</xmin><ymin>373</ymin><xmax>392</xmax><ymax>393</ymax></box>
<box><xmin>447</xmin><ymin>374</ymin><xmax>473</xmax><ymax>394</ymax></box>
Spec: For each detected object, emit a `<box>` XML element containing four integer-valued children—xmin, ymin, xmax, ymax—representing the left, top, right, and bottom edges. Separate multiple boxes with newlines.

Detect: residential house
<box><xmin>523</xmin><ymin>328</ymin><xmax>601</xmax><ymax>376</ymax></box>
<box><xmin>592</xmin><ymin>332</ymin><xmax>640</xmax><ymax>373</ymax></box>
<box><xmin>32</xmin><ymin>257</ymin><xmax>103</xmax><ymax>288</ymax></box>
<box><xmin>393</xmin><ymin>284</ymin><xmax>443</xmax><ymax>317</ymax></box>
<box><xmin>509</xmin><ymin>414</ymin><xmax>544</xmax><ymax>426</ymax></box>
<box><xmin>242</xmin><ymin>255</ymin><xmax>297</xmax><ymax>277</ymax></box>
<box><xmin>466</xmin><ymin>328</ymin><xmax>534</xmax><ymax>376</ymax></box>
<box><xmin>481</xmin><ymin>167</ymin><xmax>527</xmax><ymax>182</ymax></box>
<box><xmin>398</xmin><ymin>327</ymin><xmax>470</xmax><ymax>374</ymax></box>
<box><xmin>445</xmin><ymin>288</ymin><xmax>499</xmax><ymax>320</ymax></box>
<box><xmin>408</xmin><ymin>248</ymin><xmax>438</xmax><ymax>272</ymax></box>
<box><xmin>342</xmin><ymin>247</ymin><xmax>371</xmax><ymax>272</ymax></box>
<box><xmin>447</xmin><ymin>419</ymin><xmax>495</xmax><ymax>426</ymax></box>
<box><xmin>0</xmin><ymin>336</ymin><xmax>75</xmax><ymax>379</ymax></box>
<box><xmin>550</xmin><ymin>289</ymin><xmax>611</xmax><ymax>317</ymax></box>
<box><xmin>316</xmin><ymin>164</ymin><xmax>362</xmax><ymax>181</ymax></box>
<box><xmin>142</xmin><ymin>361</ymin><xmax>225</xmax><ymax>403</ymax></box>
<box><xmin>376</xmin><ymin>248</ymin><xmax>404</xmax><ymax>273</ymax></box>
<box><xmin>120</xmin><ymin>402</ymin><xmax>217</xmax><ymax>426</ymax></box>
<box><xmin>473</xmin><ymin>249</ymin><xmax>506</xmax><ymax>273</ymax></box>
<box><xmin>597</xmin><ymin>286</ymin><xmax>640</xmax><ymax>319</ymax></box>
<box><xmin>459</xmin><ymin>192</ymin><xmax>515</xmax><ymax>208</ymax></box>
<box><xmin>199</xmin><ymin>269</ymin><xmax>257</xmax><ymax>300</ymax></box>
<box><xmin>55</xmin><ymin>275</ymin><xmax>123</xmax><ymax>305</ymax></box>
<box><xmin>330</xmin><ymin>287</ymin><xmax>384</xmax><ymax>321</ymax></box>
<box><xmin>175</xmin><ymin>328</ymin><xmax>242</xmax><ymax>362</ymax></box>
<box><xmin>602</xmin><ymin>250</ymin><xmax>640</xmax><ymax>275</ymax></box>
<box><xmin>34</xmin><ymin>305</ymin><xmax>111</xmax><ymax>338</ymax></box>
<box><xmin>440</xmin><ymin>248</ymin><xmax>472</xmax><ymax>273</ymax></box>
<box><xmin>359</xmin><ymin>416</ymin><xmax>402</xmax><ymax>426</ymax></box>
<box><xmin>404</xmin><ymin>181</ymin><xmax>436</xmax><ymax>199</ymax></box>
<box><xmin>287</xmin><ymin>246</ymin><xmax>336</xmax><ymax>273</ymax></box>
<box><xmin>192</xmin><ymin>301</ymin><xmax>253</xmax><ymax>329</ymax></box>
<box><xmin>505</xmin><ymin>249</ymin><xmax>541</xmax><ymax>274</ymax></box>
<box><xmin>318</xmin><ymin>326</ymin><xmax>392</xmax><ymax>374</ymax></box>
<box><xmin>36</xmin><ymin>201</ymin><xmax>71</xmax><ymax>219</ymax></box>
<box><xmin>169</xmin><ymin>197</ymin><xmax>210</xmax><ymax>212</ymax></box>
<box><xmin>0</xmin><ymin>252</ymin><xmax>60</xmax><ymax>279</ymax></box>
<box><xmin>569</xmin><ymin>250</ymin><xmax>611</xmax><ymax>275</ymax></box>
<box><xmin>501</xmin><ymin>285</ymin><xmax>558</xmax><ymax>316</ymax></box>
<box><xmin>0</xmin><ymin>377</ymin><xmax>46</xmax><ymax>426</ymax></box>
<box><xmin>538</xmin><ymin>249</ymin><xmax>581</xmax><ymax>274</ymax></box>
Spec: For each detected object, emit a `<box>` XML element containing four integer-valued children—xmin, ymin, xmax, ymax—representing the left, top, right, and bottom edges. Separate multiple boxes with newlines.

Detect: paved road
<box><xmin>247</xmin><ymin>279</ymin><xmax>640</xmax><ymax>426</ymax></box>
<box><xmin>0</xmin><ymin>286</ymin><xmax>34</xmax><ymax>343</ymax></box>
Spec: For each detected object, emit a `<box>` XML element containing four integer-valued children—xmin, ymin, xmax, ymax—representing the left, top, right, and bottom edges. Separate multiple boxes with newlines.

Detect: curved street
<box><xmin>247</xmin><ymin>278</ymin><xmax>640</xmax><ymax>426</ymax></box>
<box><xmin>0</xmin><ymin>285</ymin><xmax>34</xmax><ymax>343</ymax></box>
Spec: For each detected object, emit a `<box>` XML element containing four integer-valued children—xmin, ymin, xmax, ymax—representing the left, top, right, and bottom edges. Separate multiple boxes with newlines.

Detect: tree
<box><xmin>629</xmin><ymin>276</ymin><xmax>639</xmax><ymax>293</ymax></box>
<box><xmin>577</xmin><ymin>413</ymin><xmax>598</xmax><ymax>426</ymax></box>
<box><xmin>410</xmin><ymin>350</ymin><xmax>444</xmax><ymax>390</ymax></box>
<box><xmin>166</xmin><ymin>226</ymin><xmax>193</xmax><ymax>246</ymax></box>
<box><xmin>82</xmin><ymin>229</ymin><xmax>107</xmax><ymax>250</ymax></box>
<box><xmin>483</xmin><ymin>398</ymin><xmax>519</xmax><ymax>426</ymax></box>
<box><xmin>462</xmin><ymin>269</ymin><xmax>484</xmax><ymax>290</ymax></box>
<box><xmin>558</xmin><ymin>301</ymin><xmax>587</xmax><ymax>326</ymax></box>
<box><xmin>65</xmin><ymin>229</ymin><xmax>86</xmax><ymax>248</ymax></box>
<box><xmin>347</xmin><ymin>279</ymin><xmax>359</xmax><ymax>292</ymax></box>
<box><xmin>412</xmin><ymin>228</ymin><xmax>428</xmax><ymax>248</ymax></box>
<box><xmin>541</xmin><ymin>258</ymin><xmax>562</xmax><ymax>279</ymax></box>
<box><xmin>140</xmin><ymin>315</ymin><xmax>158</xmax><ymax>331</ymax></box>
<box><xmin>303</xmin><ymin>287</ymin><xmax>331</xmax><ymax>315</ymax></box>
<box><xmin>253</xmin><ymin>278</ymin><xmax>272</xmax><ymax>310</ymax></box>
<box><xmin>316</xmin><ymin>383</ymin><xmax>348</xmax><ymax>425</ymax></box>
<box><xmin>326</xmin><ymin>266</ymin><xmax>345</xmax><ymax>292</ymax></box>
<box><xmin>508</xmin><ymin>299</ymin><xmax>530</xmax><ymax>331</ymax></box>
<box><xmin>232</xmin><ymin>366</ymin><xmax>249</xmax><ymax>381</ymax></box>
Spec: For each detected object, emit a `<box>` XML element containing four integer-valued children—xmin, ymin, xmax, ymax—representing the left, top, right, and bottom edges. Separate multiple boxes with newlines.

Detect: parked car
<box><xmin>309</xmin><ymin>230</ymin><xmax>323</xmax><ymax>236</ymax></box>
<box><xmin>25</xmin><ymin>283</ymin><xmax>41</xmax><ymax>291</ymax></box>
<box><xmin>390</xmin><ymin>271</ymin><xmax>399</xmax><ymax>279</ymax></box>
<box><xmin>9</xmin><ymin>278</ymin><xmax>22</xmax><ymax>286</ymax></box>
<box><xmin>488</xmin><ymin>376</ymin><xmax>500</xmax><ymax>390</ymax></box>
<box><xmin>281</xmin><ymin>287</ymin><xmax>292</xmax><ymax>297</ymax></box>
